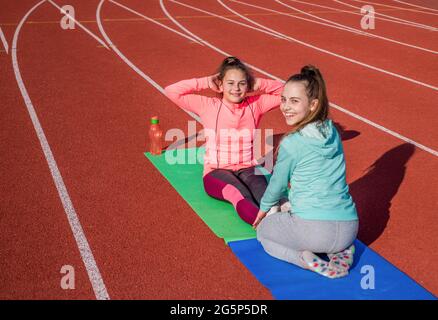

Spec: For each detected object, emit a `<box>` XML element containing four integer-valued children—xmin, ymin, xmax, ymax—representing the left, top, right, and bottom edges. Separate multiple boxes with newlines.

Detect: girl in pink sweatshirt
<box><xmin>165</xmin><ymin>57</ymin><xmax>283</xmax><ymax>225</ymax></box>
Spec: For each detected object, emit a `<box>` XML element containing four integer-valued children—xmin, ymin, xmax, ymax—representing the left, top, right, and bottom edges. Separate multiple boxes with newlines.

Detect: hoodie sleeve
<box><xmin>260</xmin><ymin>137</ymin><xmax>298</xmax><ymax>212</ymax></box>
<box><xmin>253</xmin><ymin>79</ymin><xmax>283</xmax><ymax>114</ymax></box>
<box><xmin>164</xmin><ymin>77</ymin><xmax>213</xmax><ymax>115</ymax></box>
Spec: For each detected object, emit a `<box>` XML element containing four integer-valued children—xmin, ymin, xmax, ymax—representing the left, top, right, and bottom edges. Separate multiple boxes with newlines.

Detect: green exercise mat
<box><xmin>145</xmin><ymin>147</ymin><xmax>259</xmax><ymax>243</ymax></box>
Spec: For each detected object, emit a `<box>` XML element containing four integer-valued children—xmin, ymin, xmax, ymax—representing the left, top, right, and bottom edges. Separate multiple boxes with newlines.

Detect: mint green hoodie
<box><xmin>260</xmin><ymin>119</ymin><xmax>358</xmax><ymax>221</ymax></box>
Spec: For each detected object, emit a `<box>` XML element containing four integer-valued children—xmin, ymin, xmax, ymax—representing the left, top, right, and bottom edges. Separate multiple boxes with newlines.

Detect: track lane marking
<box><xmin>170</xmin><ymin>0</ymin><xmax>438</xmax><ymax>90</ymax></box>
<box><xmin>48</xmin><ymin>0</ymin><xmax>110</xmax><ymax>49</ymax></box>
<box><xmin>12</xmin><ymin>0</ymin><xmax>110</xmax><ymax>300</ymax></box>
<box><xmin>0</xmin><ymin>26</ymin><xmax>9</xmax><ymax>53</ymax></box>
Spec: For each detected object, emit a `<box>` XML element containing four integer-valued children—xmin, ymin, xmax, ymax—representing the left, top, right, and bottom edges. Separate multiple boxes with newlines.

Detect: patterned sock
<box><xmin>328</xmin><ymin>245</ymin><xmax>355</xmax><ymax>271</ymax></box>
<box><xmin>301</xmin><ymin>251</ymin><xmax>348</xmax><ymax>279</ymax></box>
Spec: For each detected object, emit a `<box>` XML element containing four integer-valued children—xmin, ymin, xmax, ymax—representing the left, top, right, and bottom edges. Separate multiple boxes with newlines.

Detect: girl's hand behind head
<box><xmin>252</xmin><ymin>78</ymin><xmax>261</xmax><ymax>93</ymax></box>
<box><xmin>208</xmin><ymin>73</ymin><xmax>222</xmax><ymax>93</ymax></box>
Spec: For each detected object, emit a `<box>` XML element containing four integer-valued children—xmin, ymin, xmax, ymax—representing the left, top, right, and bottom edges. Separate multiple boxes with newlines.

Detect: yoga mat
<box><xmin>145</xmin><ymin>147</ymin><xmax>435</xmax><ymax>300</ymax></box>
<box><xmin>228</xmin><ymin>238</ymin><xmax>437</xmax><ymax>300</ymax></box>
<box><xmin>145</xmin><ymin>147</ymin><xmax>258</xmax><ymax>243</ymax></box>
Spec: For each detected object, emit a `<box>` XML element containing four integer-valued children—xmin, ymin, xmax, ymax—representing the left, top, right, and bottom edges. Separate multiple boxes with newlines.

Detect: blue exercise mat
<box><xmin>228</xmin><ymin>238</ymin><xmax>437</xmax><ymax>300</ymax></box>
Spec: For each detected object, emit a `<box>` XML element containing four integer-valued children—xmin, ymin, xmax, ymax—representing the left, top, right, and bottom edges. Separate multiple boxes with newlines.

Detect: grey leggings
<box><xmin>257</xmin><ymin>212</ymin><xmax>359</xmax><ymax>268</ymax></box>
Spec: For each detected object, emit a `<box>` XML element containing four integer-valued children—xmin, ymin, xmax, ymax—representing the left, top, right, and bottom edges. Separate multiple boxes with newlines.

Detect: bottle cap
<box><xmin>150</xmin><ymin>116</ymin><xmax>159</xmax><ymax>124</ymax></box>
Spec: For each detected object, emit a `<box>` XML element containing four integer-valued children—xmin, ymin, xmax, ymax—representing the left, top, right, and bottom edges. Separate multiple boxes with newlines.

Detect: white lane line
<box><xmin>108</xmin><ymin>0</ymin><xmax>203</xmax><ymax>45</ymax></box>
<box><xmin>97</xmin><ymin>0</ymin><xmax>202</xmax><ymax>123</ymax></box>
<box><xmin>160</xmin><ymin>0</ymin><xmax>283</xmax><ymax>80</ymax></box>
<box><xmin>393</xmin><ymin>0</ymin><xmax>438</xmax><ymax>13</ymax></box>
<box><xmin>271</xmin><ymin>0</ymin><xmax>437</xmax><ymax>54</ymax></box>
<box><xmin>166</xmin><ymin>0</ymin><xmax>289</xmax><ymax>40</ymax></box>
<box><xmin>47</xmin><ymin>0</ymin><xmax>110</xmax><ymax>49</ymax></box>
<box><xmin>329</xmin><ymin>102</ymin><xmax>438</xmax><ymax>156</ymax></box>
<box><xmin>161</xmin><ymin>0</ymin><xmax>437</xmax><ymax>157</ymax></box>
<box><xmin>12</xmin><ymin>0</ymin><xmax>110</xmax><ymax>300</ymax></box>
<box><xmin>353</xmin><ymin>0</ymin><xmax>438</xmax><ymax>15</ymax></box>
<box><xmin>287</xmin><ymin>0</ymin><xmax>438</xmax><ymax>30</ymax></box>
<box><xmin>182</xmin><ymin>0</ymin><xmax>437</xmax><ymax>90</ymax></box>
<box><xmin>333</xmin><ymin>0</ymin><xmax>437</xmax><ymax>30</ymax></box>
<box><xmin>0</xmin><ymin>26</ymin><xmax>9</xmax><ymax>54</ymax></box>
<box><xmin>217</xmin><ymin>0</ymin><xmax>368</xmax><ymax>36</ymax></box>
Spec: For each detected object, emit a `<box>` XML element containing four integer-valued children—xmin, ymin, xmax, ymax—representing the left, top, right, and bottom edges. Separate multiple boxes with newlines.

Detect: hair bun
<box><xmin>300</xmin><ymin>65</ymin><xmax>318</xmax><ymax>78</ymax></box>
<box><xmin>224</xmin><ymin>56</ymin><xmax>241</xmax><ymax>65</ymax></box>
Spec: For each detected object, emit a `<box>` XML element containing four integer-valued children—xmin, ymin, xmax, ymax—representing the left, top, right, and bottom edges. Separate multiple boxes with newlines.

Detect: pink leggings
<box><xmin>203</xmin><ymin>166</ymin><xmax>268</xmax><ymax>225</ymax></box>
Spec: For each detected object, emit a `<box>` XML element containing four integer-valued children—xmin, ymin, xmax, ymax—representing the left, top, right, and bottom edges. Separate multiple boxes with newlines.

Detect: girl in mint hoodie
<box><xmin>253</xmin><ymin>66</ymin><xmax>359</xmax><ymax>279</ymax></box>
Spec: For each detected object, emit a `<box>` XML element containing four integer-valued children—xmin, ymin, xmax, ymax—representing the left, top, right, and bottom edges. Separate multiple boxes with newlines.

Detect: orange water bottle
<box><xmin>149</xmin><ymin>116</ymin><xmax>163</xmax><ymax>155</ymax></box>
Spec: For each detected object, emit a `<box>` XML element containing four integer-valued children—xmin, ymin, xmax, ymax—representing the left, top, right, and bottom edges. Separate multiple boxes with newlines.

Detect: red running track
<box><xmin>0</xmin><ymin>0</ymin><xmax>437</xmax><ymax>299</ymax></box>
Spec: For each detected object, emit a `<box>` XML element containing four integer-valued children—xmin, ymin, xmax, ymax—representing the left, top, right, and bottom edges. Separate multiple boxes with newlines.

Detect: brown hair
<box><xmin>274</xmin><ymin>65</ymin><xmax>330</xmax><ymax>159</ymax></box>
<box><xmin>216</xmin><ymin>56</ymin><xmax>255</xmax><ymax>91</ymax></box>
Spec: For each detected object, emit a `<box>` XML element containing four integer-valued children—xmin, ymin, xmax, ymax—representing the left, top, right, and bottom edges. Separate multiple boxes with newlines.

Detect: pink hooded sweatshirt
<box><xmin>165</xmin><ymin>77</ymin><xmax>283</xmax><ymax>176</ymax></box>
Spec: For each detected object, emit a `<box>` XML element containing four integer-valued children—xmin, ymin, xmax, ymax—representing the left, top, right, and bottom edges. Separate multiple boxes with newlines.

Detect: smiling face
<box><xmin>219</xmin><ymin>69</ymin><xmax>249</xmax><ymax>104</ymax></box>
<box><xmin>280</xmin><ymin>81</ymin><xmax>318</xmax><ymax>126</ymax></box>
